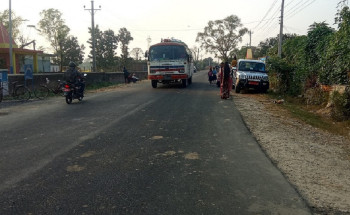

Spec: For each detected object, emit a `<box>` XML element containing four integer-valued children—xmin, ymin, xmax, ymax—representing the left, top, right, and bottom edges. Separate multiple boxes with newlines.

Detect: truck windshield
<box><xmin>239</xmin><ymin>61</ymin><xmax>266</xmax><ymax>72</ymax></box>
<box><xmin>149</xmin><ymin>45</ymin><xmax>187</xmax><ymax>61</ymax></box>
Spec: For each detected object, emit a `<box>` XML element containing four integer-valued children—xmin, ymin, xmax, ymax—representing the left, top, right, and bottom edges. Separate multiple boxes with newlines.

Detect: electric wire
<box><xmin>256</xmin><ymin>3</ymin><xmax>281</xmax><ymax>32</ymax></box>
<box><xmin>285</xmin><ymin>0</ymin><xmax>317</xmax><ymax>20</ymax></box>
<box><xmin>254</xmin><ymin>0</ymin><xmax>317</xmax><ymax>44</ymax></box>
<box><xmin>253</xmin><ymin>0</ymin><xmax>278</xmax><ymax>29</ymax></box>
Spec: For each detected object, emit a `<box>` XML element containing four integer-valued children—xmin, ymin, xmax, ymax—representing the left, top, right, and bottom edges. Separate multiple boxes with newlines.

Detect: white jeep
<box><xmin>232</xmin><ymin>59</ymin><xmax>269</xmax><ymax>93</ymax></box>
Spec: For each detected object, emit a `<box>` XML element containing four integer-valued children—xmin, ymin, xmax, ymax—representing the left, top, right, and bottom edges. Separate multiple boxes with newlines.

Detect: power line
<box><xmin>285</xmin><ymin>0</ymin><xmax>316</xmax><ymax>20</ymax></box>
<box><xmin>254</xmin><ymin>0</ymin><xmax>278</xmax><ymax>29</ymax></box>
<box><xmin>256</xmin><ymin>3</ymin><xmax>281</xmax><ymax>32</ymax></box>
<box><xmin>285</xmin><ymin>0</ymin><xmax>305</xmax><ymax>12</ymax></box>
<box><xmin>285</xmin><ymin>0</ymin><xmax>297</xmax><ymax>8</ymax></box>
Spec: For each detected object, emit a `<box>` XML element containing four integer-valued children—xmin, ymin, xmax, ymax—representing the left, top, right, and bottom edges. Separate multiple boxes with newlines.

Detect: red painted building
<box><xmin>0</xmin><ymin>22</ymin><xmax>43</xmax><ymax>74</ymax></box>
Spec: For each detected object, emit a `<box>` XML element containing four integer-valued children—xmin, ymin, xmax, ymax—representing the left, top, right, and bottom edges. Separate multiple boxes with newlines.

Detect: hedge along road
<box><xmin>0</xmin><ymin>72</ymin><xmax>311</xmax><ymax>214</ymax></box>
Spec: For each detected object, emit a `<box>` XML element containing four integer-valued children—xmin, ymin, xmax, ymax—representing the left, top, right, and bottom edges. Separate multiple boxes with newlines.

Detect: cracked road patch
<box><xmin>66</xmin><ymin>165</ymin><xmax>85</xmax><ymax>172</ymax></box>
<box><xmin>184</xmin><ymin>152</ymin><xmax>199</xmax><ymax>160</ymax></box>
<box><xmin>80</xmin><ymin>151</ymin><xmax>96</xmax><ymax>158</ymax></box>
<box><xmin>150</xmin><ymin>136</ymin><xmax>163</xmax><ymax>140</ymax></box>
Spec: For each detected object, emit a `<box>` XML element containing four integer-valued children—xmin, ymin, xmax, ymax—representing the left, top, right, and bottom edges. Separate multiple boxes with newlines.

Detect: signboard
<box><xmin>24</xmin><ymin>64</ymin><xmax>33</xmax><ymax>80</ymax></box>
<box><xmin>0</xmin><ymin>69</ymin><xmax>9</xmax><ymax>96</ymax></box>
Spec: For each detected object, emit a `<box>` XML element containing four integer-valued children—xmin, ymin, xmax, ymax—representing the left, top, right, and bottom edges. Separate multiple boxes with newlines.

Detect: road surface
<box><xmin>0</xmin><ymin>71</ymin><xmax>311</xmax><ymax>214</ymax></box>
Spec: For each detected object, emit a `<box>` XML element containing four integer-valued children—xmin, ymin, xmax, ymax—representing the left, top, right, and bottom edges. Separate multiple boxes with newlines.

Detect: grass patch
<box><xmin>268</xmin><ymin>93</ymin><xmax>350</xmax><ymax>138</ymax></box>
<box><xmin>284</xmin><ymin>102</ymin><xmax>332</xmax><ymax>130</ymax></box>
<box><xmin>86</xmin><ymin>82</ymin><xmax>121</xmax><ymax>90</ymax></box>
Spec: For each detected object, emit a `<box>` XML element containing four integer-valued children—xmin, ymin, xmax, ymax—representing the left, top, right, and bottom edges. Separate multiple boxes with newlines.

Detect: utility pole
<box><xmin>84</xmin><ymin>1</ymin><xmax>101</xmax><ymax>72</ymax></box>
<box><xmin>278</xmin><ymin>0</ymin><xmax>285</xmax><ymax>57</ymax></box>
<box><xmin>9</xmin><ymin>0</ymin><xmax>13</xmax><ymax>74</ymax></box>
<box><xmin>248</xmin><ymin>30</ymin><xmax>253</xmax><ymax>47</ymax></box>
<box><xmin>146</xmin><ymin>36</ymin><xmax>151</xmax><ymax>49</ymax></box>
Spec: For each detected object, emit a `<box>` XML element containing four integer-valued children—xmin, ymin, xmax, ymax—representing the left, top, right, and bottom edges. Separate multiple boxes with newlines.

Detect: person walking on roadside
<box><xmin>123</xmin><ymin>66</ymin><xmax>131</xmax><ymax>83</ymax></box>
<box><xmin>216</xmin><ymin>65</ymin><xmax>222</xmax><ymax>87</ymax></box>
<box><xmin>220</xmin><ymin>62</ymin><xmax>232</xmax><ymax>99</ymax></box>
<box><xmin>208</xmin><ymin>67</ymin><xmax>213</xmax><ymax>84</ymax></box>
<box><xmin>212</xmin><ymin>66</ymin><xmax>217</xmax><ymax>83</ymax></box>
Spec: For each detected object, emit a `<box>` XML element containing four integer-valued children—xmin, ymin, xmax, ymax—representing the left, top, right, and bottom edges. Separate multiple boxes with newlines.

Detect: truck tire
<box><xmin>188</xmin><ymin>77</ymin><xmax>192</xmax><ymax>85</ymax></box>
<box><xmin>152</xmin><ymin>80</ymin><xmax>157</xmax><ymax>88</ymax></box>
<box><xmin>182</xmin><ymin>79</ymin><xmax>187</xmax><ymax>88</ymax></box>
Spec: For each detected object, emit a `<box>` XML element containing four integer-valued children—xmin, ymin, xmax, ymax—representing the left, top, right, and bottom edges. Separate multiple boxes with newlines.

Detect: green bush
<box><xmin>330</xmin><ymin>87</ymin><xmax>350</xmax><ymax>121</ymax></box>
<box><xmin>304</xmin><ymin>87</ymin><xmax>328</xmax><ymax>105</ymax></box>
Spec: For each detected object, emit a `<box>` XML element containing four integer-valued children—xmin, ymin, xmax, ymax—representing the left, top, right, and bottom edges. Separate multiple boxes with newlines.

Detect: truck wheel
<box><xmin>188</xmin><ymin>77</ymin><xmax>192</xmax><ymax>85</ymax></box>
<box><xmin>151</xmin><ymin>80</ymin><xmax>157</xmax><ymax>88</ymax></box>
<box><xmin>182</xmin><ymin>79</ymin><xmax>187</xmax><ymax>88</ymax></box>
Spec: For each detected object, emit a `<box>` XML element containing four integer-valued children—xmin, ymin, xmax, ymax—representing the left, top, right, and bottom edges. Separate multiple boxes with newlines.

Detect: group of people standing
<box><xmin>207</xmin><ymin>66</ymin><xmax>218</xmax><ymax>84</ymax></box>
<box><xmin>207</xmin><ymin>57</ymin><xmax>237</xmax><ymax>100</ymax></box>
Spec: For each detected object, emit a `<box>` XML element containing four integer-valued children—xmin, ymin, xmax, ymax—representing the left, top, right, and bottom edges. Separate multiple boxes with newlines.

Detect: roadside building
<box><xmin>0</xmin><ymin>22</ymin><xmax>44</xmax><ymax>74</ymax></box>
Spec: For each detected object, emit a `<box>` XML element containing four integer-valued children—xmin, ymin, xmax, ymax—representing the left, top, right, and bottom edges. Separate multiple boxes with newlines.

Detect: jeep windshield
<box><xmin>238</xmin><ymin>61</ymin><xmax>266</xmax><ymax>72</ymax></box>
<box><xmin>149</xmin><ymin>45</ymin><xmax>187</xmax><ymax>61</ymax></box>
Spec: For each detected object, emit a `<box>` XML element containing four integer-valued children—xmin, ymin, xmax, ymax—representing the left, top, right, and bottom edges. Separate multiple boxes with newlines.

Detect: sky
<box><xmin>2</xmin><ymin>0</ymin><xmax>345</xmax><ymax>60</ymax></box>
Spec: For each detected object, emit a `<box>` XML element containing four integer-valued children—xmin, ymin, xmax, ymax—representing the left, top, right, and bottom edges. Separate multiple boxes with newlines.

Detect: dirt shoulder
<box><xmin>233</xmin><ymin>93</ymin><xmax>350</xmax><ymax>215</ymax></box>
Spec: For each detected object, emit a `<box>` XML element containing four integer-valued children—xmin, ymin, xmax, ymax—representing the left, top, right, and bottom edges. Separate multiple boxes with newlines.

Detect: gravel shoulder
<box><xmin>233</xmin><ymin>93</ymin><xmax>350</xmax><ymax>215</ymax></box>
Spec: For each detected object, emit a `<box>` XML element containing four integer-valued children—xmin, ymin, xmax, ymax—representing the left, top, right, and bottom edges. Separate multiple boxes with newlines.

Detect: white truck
<box><xmin>145</xmin><ymin>38</ymin><xmax>194</xmax><ymax>88</ymax></box>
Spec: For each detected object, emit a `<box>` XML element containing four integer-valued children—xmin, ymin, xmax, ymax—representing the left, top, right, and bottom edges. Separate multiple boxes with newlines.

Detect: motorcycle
<box><xmin>62</xmin><ymin>74</ymin><xmax>86</xmax><ymax>104</ymax></box>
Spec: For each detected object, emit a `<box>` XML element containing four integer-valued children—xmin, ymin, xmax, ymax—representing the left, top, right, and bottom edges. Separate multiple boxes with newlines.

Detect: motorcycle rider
<box><xmin>63</xmin><ymin>61</ymin><xmax>85</xmax><ymax>95</ymax></box>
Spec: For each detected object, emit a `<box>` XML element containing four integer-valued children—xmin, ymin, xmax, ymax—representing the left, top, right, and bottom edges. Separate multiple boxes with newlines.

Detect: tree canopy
<box><xmin>61</xmin><ymin>36</ymin><xmax>85</xmax><ymax>66</ymax></box>
<box><xmin>196</xmin><ymin>15</ymin><xmax>248</xmax><ymax>62</ymax></box>
<box><xmin>118</xmin><ymin>27</ymin><xmax>133</xmax><ymax>66</ymax></box>
<box><xmin>38</xmin><ymin>8</ymin><xmax>85</xmax><ymax>69</ymax></box>
<box><xmin>87</xmin><ymin>25</ymin><xmax>119</xmax><ymax>70</ymax></box>
<box><xmin>130</xmin><ymin>48</ymin><xmax>144</xmax><ymax>60</ymax></box>
<box><xmin>38</xmin><ymin>9</ymin><xmax>70</xmax><ymax>54</ymax></box>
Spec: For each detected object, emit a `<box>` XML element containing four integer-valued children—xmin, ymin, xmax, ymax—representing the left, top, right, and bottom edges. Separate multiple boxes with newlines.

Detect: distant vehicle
<box><xmin>145</xmin><ymin>38</ymin><xmax>194</xmax><ymax>88</ymax></box>
<box><xmin>232</xmin><ymin>59</ymin><xmax>269</xmax><ymax>93</ymax></box>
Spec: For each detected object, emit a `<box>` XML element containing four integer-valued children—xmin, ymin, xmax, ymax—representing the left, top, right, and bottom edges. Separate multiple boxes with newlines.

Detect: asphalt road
<box><xmin>0</xmin><ymin>72</ymin><xmax>311</xmax><ymax>214</ymax></box>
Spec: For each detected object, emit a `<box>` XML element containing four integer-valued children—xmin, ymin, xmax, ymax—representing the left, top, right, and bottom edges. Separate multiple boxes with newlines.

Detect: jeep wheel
<box><xmin>261</xmin><ymin>88</ymin><xmax>268</xmax><ymax>93</ymax></box>
<box><xmin>235</xmin><ymin>84</ymin><xmax>241</xmax><ymax>93</ymax></box>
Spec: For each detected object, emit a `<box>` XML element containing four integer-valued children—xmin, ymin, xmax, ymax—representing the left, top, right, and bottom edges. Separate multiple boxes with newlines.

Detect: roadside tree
<box><xmin>118</xmin><ymin>27</ymin><xmax>133</xmax><ymax>67</ymax></box>
<box><xmin>38</xmin><ymin>8</ymin><xmax>70</xmax><ymax>70</ymax></box>
<box><xmin>306</xmin><ymin>22</ymin><xmax>334</xmax><ymax>82</ymax></box>
<box><xmin>256</xmin><ymin>37</ymin><xmax>278</xmax><ymax>58</ymax></box>
<box><xmin>61</xmin><ymin>36</ymin><xmax>85</xmax><ymax>66</ymax></box>
<box><xmin>130</xmin><ymin>48</ymin><xmax>144</xmax><ymax>61</ymax></box>
<box><xmin>321</xmin><ymin>5</ymin><xmax>350</xmax><ymax>85</ymax></box>
<box><xmin>190</xmin><ymin>46</ymin><xmax>201</xmax><ymax>63</ymax></box>
<box><xmin>196</xmin><ymin>15</ymin><xmax>248</xmax><ymax>62</ymax></box>
<box><xmin>87</xmin><ymin>26</ymin><xmax>119</xmax><ymax>71</ymax></box>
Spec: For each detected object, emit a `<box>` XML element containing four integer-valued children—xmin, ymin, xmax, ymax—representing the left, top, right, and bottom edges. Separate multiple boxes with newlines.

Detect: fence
<box><xmin>4</xmin><ymin>71</ymin><xmax>148</xmax><ymax>92</ymax></box>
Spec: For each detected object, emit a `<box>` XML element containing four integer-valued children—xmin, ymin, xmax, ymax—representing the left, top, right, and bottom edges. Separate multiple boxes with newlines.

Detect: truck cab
<box><xmin>145</xmin><ymin>38</ymin><xmax>194</xmax><ymax>88</ymax></box>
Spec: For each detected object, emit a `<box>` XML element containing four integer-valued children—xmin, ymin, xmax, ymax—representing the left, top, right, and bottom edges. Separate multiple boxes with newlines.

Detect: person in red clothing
<box><xmin>208</xmin><ymin>66</ymin><xmax>213</xmax><ymax>84</ymax></box>
<box><xmin>220</xmin><ymin>62</ymin><xmax>232</xmax><ymax>99</ymax></box>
